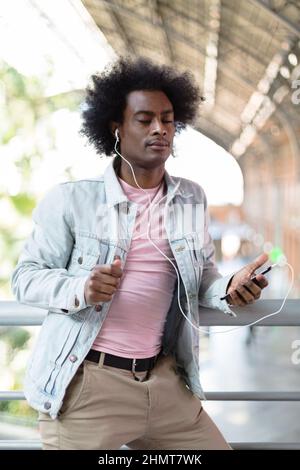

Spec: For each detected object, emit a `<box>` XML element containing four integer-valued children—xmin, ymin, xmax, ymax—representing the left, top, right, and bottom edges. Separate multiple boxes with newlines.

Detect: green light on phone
<box><xmin>269</xmin><ymin>246</ymin><xmax>284</xmax><ymax>263</ymax></box>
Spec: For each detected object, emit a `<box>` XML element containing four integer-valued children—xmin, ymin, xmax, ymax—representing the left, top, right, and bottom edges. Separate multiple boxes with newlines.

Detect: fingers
<box><xmin>228</xmin><ymin>280</ymin><xmax>261</xmax><ymax>306</ymax></box>
<box><xmin>244</xmin><ymin>280</ymin><xmax>261</xmax><ymax>299</ymax></box>
<box><xmin>88</xmin><ymin>292</ymin><xmax>114</xmax><ymax>304</ymax></box>
<box><xmin>85</xmin><ymin>278</ymin><xmax>117</xmax><ymax>304</ymax></box>
<box><xmin>228</xmin><ymin>274</ymin><xmax>269</xmax><ymax>306</ymax></box>
<box><xmin>89</xmin><ymin>279</ymin><xmax>117</xmax><ymax>296</ymax></box>
<box><xmin>247</xmin><ymin>252</ymin><xmax>269</xmax><ymax>274</ymax></box>
<box><xmin>253</xmin><ymin>274</ymin><xmax>269</xmax><ymax>289</ymax></box>
<box><xmin>94</xmin><ymin>262</ymin><xmax>123</xmax><ymax>278</ymax></box>
<box><xmin>85</xmin><ymin>260</ymin><xmax>123</xmax><ymax>306</ymax></box>
<box><xmin>110</xmin><ymin>259</ymin><xmax>123</xmax><ymax>277</ymax></box>
<box><xmin>90</xmin><ymin>272</ymin><xmax>120</xmax><ymax>288</ymax></box>
<box><xmin>237</xmin><ymin>286</ymin><xmax>254</xmax><ymax>303</ymax></box>
<box><xmin>229</xmin><ymin>287</ymin><xmax>252</xmax><ymax>306</ymax></box>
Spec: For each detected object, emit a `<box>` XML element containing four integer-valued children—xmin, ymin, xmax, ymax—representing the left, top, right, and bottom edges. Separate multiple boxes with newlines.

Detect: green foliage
<box><xmin>0</xmin><ymin>59</ymin><xmax>81</xmax><ymax>424</ymax></box>
<box><xmin>10</xmin><ymin>193</ymin><xmax>36</xmax><ymax>216</ymax></box>
<box><xmin>0</xmin><ymin>401</ymin><xmax>38</xmax><ymax>422</ymax></box>
<box><xmin>0</xmin><ymin>326</ymin><xmax>35</xmax><ymax>419</ymax></box>
<box><xmin>0</xmin><ymin>327</ymin><xmax>30</xmax><ymax>356</ymax></box>
<box><xmin>0</xmin><ymin>58</ymin><xmax>81</xmax><ymax>298</ymax></box>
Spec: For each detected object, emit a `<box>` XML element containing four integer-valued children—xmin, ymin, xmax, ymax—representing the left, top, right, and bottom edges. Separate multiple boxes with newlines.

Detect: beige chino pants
<box><xmin>38</xmin><ymin>354</ymin><xmax>231</xmax><ymax>450</ymax></box>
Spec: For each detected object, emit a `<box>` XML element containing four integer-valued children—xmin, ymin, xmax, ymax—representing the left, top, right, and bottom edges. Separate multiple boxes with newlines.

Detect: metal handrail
<box><xmin>2</xmin><ymin>390</ymin><xmax>300</xmax><ymax>402</ymax></box>
<box><xmin>0</xmin><ymin>440</ymin><xmax>42</xmax><ymax>450</ymax></box>
<box><xmin>1</xmin><ymin>299</ymin><xmax>300</xmax><ymax>450</ymax></box>
<box><xmin>1</xmin><ymin>299</ymin><xmax>300</xmax><ymax>326</ymax></box>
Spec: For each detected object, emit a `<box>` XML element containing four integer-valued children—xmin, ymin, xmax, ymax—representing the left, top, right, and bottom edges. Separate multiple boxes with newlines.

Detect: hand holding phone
<box><xmin>220</xmin><ymin>264</ymin><xmax>275</xmax><ymax>302</ymax></box>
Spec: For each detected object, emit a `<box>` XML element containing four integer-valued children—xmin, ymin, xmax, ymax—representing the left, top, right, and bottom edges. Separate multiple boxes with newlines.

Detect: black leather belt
<box><xmin>85</xmin><ymin>349</ymin><xmax>160</xmax><ymax>372</ymax></box>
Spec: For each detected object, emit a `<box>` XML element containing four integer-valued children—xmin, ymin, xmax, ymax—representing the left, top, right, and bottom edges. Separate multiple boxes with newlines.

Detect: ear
<box><xmin>110</xmin><ymin>122</ymin><xmax>119</xmax><ymax>138</ymax></box>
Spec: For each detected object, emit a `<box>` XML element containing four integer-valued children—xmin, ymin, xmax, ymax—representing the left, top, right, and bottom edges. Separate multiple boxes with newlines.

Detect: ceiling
<box><xmin>82</xmin><ymin>0</ymin><xmax>300</xmax><ymax>162</ymax></box>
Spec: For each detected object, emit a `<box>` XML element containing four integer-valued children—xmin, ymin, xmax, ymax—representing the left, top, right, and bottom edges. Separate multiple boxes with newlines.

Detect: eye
<box><xmin>138</xmin><ymin>120</ymin><xmax>151</xmax><ymax>124</ymax></box>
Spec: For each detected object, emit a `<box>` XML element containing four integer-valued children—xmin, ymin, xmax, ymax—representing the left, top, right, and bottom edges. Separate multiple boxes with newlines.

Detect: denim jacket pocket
<box><xmin>185</xmin><ymin>234</ymin><xmax>204</xmax><ymax>289</ymax></box>
<box><xmin>78</xmin><ymin>253</ymin><xmax>101</xmax><ymax>271</ymax></box>
<box><xmin>67</xmin><ymin>248</ymin><xmax>100</xmax><ymax>274</ymax></box>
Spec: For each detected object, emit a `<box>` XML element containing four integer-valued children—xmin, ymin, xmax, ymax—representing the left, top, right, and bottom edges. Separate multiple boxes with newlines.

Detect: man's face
<box><xmin>117</xmin><ymin>90</ymin><xmax>175</xmax><ymax>169</ymax></box>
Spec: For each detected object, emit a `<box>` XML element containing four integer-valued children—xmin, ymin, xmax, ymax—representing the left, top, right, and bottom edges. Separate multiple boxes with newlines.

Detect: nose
<box><xmin>150</xmin><ymin>118</ymin><xmax>167</xmax><ymax>136</ymax></box>
<box><xmin>151</xmin><ymin>127</ymin><xmax>167</xmax><ymax>137</ymax></box>
<box><xmin>155</xmin><ymin>130</ymin><xmax>167</xmax><ymax>138</ymax></box>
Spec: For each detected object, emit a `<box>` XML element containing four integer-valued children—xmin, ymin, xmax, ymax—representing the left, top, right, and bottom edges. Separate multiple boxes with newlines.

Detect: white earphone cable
<box><xmin>114</xmin><ymin>135</ymin><xmax>293</xmax><ymax>335</ymax></box>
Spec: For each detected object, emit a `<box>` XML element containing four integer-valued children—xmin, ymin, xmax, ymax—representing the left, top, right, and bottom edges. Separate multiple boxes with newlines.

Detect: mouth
<box><xmin>147</xmin><ymin>141</ymin><xmax>169</xmax><ymax>151</ymax></box>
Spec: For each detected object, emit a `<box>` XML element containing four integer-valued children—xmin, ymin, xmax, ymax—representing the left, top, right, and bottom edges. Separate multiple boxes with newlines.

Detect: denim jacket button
<box><xmin>69</xmin><ymin>354</ymin><xmax>78</xmax><ymax>363</ymax></box>
<box><xmin>95</xmin><ymin>304</ymin><xmax>102</xmax><ymax>312</ymax></box>
<box><xmin>78</xmin><ymin>256</ymin><xmax>83</xmax><ymax>264</ymax></box>
<box><xmin>44</xmin><ymin>401</ymin><xmax>51</xmax><ymax>410</ymax></box>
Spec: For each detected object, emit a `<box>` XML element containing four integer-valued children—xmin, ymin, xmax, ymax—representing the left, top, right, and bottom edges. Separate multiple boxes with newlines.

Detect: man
<box><xmin>12</xmin><ymin>57</ymin><xmax>268</xmax><ymax>450</ymax></box>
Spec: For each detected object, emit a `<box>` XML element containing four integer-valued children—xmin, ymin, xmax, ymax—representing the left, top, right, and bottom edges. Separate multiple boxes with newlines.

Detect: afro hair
<box><xmin>80</xmin><ymin>56</ymin><xmax>203</xmax><ymax>156</ymax></box>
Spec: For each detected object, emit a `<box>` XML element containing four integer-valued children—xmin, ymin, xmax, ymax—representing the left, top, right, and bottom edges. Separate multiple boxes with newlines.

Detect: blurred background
<box><xmin>0</xmin><ymin>0</ymin><xmax>300</xmax><ymax>447</ymax></box>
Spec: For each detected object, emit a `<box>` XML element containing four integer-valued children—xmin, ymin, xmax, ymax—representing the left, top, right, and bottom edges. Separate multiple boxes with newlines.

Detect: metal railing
<box><xmin>1</xmin><ymin>299</ymin><xmax>300</xmax><ymax>450</ymax></box>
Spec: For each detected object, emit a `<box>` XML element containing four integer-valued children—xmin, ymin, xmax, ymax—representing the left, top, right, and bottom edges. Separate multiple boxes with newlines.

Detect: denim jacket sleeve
<box><xmin>198</xmin><ymin>189</ymin><xmax>236</xmax><ymax>317</ymax></box>
<box><xmin>11</xmin><ymin>184</ymin><xmax>88</xmax><ymax>315</ymax></box>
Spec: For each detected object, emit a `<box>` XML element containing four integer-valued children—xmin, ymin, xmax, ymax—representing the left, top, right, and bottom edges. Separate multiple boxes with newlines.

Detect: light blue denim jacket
<box><xmin>11</xmin><ymin>157</ymin><xmax>234</xmax><ymax>419</ymax></box>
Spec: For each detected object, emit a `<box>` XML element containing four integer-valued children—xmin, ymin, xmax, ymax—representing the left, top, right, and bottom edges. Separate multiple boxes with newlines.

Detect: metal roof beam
<box><xmin>150</xmin><ymin>0</ymin><xmax>175</xmax><ymax>63</ymax></box>
<box><xmin>219</xmin><ymin>33</ymin><xmax>273</xmax><ymax>68</ymax></box>
<box><xmin>162</xmin><ymin>1</ymin><xmax>282</xmax><ymax>69</ymax></box>
<box><xmin>170</xmin><ymin>33</ymin><xmax>255</xmax><ymax>90</ymax></box>
<box><xmin>230</xmin><ymin>34</ymin><xmax>294</xmax><ymax>159</ymax></box>
<box><xmin>221</xmin><ymin>2</ymin><xmax>287</xmax><ymax>40</ymax></box>
<box><xmin>99</xmin><ymin>1</ymin><xmax>136</xmax><ymax>54</ymax></box>
<box><xmin>164</xmin><ymin>0</ymin><xmax>283</xmax><ymax>44</ymax></box>
<box><xmin>93</xmin><ymin>0</ymin><xmax>258</xmax><ymax>91</ymax></box>
<box><xmin>158</xmin><ymin>1</ymin><xmax>207</xmax><ymax>31</ymax></box>
<box><xmin>248</xmin><ymin>0</ymin><xmax>300</xmax><ymax>38</ymax></box>
<box><xmin>148</xmin><ymin>25</ymin><xmax>256</xmax><ymax>91</ymax></box>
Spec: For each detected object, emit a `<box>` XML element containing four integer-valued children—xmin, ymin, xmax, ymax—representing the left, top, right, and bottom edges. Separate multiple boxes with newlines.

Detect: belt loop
<box><xmin>131</xmin><ymin>358</ymin><xmax>141</xmax><ymax>381</ymax></box>
<box><xmin>131</xmin><ymin>358</ymin><xmax>137</xmax><ymax>375</ymax></box>
<box><xmin>98</xmin><ymin>352</ymin><xmax>105</xmax><ymax>369</ymax></box>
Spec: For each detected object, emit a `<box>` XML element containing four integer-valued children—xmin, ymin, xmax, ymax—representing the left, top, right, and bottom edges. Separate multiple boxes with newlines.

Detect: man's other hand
<box><xmin>226</xmin><ymin>253</ymin><xmax>269</xmax><ymax>307</ymax></box>
<box><xmin>84</xmin><ymin>258</ymin><xmax>123</xmax><ymax>305</ymax></box>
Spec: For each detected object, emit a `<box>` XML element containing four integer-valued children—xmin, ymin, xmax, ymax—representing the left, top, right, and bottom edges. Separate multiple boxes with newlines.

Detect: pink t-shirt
<box><xmin>92</xmin><ymin>176</ymin><xmax>177</xmax><ymax>358</ymax></box>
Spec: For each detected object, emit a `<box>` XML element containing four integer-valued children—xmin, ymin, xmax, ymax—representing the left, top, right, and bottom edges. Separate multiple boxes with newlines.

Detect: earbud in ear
<box><xmin>115</xmin><ymin>129</ymin><xmax>119</xmax><ymax>141</ymax></box>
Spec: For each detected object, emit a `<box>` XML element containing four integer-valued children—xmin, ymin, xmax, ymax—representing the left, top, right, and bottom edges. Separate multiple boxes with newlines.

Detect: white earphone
<box><xmin>115</xmin><ymin>129</ymin><xmax>119</xmax><ymax>141</ymax></box>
